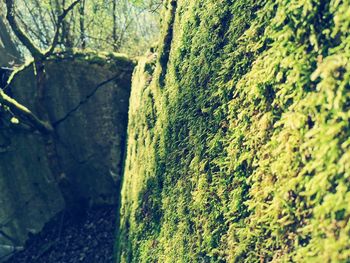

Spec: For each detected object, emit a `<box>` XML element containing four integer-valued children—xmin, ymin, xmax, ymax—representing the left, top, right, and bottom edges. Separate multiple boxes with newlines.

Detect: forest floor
<box><xmin>6</xmin><ymin>205</ymin><xmax>118</xmax><ymax>263</ymax></box>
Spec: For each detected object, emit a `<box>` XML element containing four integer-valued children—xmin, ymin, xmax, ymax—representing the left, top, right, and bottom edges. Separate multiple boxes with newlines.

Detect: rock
<box><xmin>0</xmin><ymin>52</ymin><xmax>135</xmax><ymax>259</ymax></box>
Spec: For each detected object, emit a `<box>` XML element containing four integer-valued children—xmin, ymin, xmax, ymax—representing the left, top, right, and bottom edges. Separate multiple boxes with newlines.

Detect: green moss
<box><xmin>50</xmin><ymin>48</ymin><xmax>136</xmax><ymax>69</ymax></box>
<box><xmin>119</xmin><ymin>0</ymin><xmax>350</xmax><ymax>262</ymax></box>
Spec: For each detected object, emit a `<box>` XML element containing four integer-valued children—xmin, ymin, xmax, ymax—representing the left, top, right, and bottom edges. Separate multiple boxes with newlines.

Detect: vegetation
<box><xmin>1</xmin><ymin>0</ymin><xmax>350</xmax><ymax>261</ymax></box>
<box><xmin>0</xmin><ymin>0</ymin><xmax>160</xmax><ymax>57</ymax></box>
<box><xmin>119</xmin><ymin>0</ymin><xmax>350</xmax><ymax>262</ymax></box>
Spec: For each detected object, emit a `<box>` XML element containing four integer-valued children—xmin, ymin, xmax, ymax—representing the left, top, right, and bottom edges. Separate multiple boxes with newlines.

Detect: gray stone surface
<box><xmin>0</xmin><ymin>53</ymin><xmax>134</xmax><ymax>260</ymax></box>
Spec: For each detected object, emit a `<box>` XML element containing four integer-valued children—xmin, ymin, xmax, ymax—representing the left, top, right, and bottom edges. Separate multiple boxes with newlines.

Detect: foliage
<box><xmin>119</xmin><ymin>0</ymin><xmax>350</xmax><ymax>262</ymax></box>
<box><xmin>2</xmin><ymin>0</ymin><xmax>160</xmax><ymax>57</ymax></box>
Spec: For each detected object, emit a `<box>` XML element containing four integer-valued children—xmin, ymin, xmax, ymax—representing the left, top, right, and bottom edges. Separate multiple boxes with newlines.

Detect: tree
<box><xmin>13</xmin><ymin>0</ymin><xmax>161</xmax><ymax>56</ymax></box>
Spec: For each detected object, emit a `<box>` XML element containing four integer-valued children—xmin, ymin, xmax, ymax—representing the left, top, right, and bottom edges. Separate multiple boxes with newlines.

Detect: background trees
<box><xmin>0</xmin><ymin>0</ymin><xmax>161</xmax><ymax>59</ymax></box>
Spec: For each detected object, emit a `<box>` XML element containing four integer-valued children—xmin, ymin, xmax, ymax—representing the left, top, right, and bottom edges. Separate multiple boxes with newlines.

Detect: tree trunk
<box><xmin>112</xmin><ymin>0</ymin><xmax>118</xmax><ymax>52</ymax></box>
<box><xmin>79</xmin><ymin>0</ymin><xmax>86</xmax><ymax>49</ymax></box>
<box><xmin>60</xmin><ymin>0</ymin><xmax>73</xmax><ymax>48</ymax></box>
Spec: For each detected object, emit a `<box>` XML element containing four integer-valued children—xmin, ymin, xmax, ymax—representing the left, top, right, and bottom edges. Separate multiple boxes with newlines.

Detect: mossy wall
<box><xmin>119</xmin><ymin>0</ymin><xmax>350</xmax><ymax>262</ymax></box>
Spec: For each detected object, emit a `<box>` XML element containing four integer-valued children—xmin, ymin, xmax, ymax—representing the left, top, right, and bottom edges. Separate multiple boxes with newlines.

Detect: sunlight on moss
<box><xmin>119</xmin><ymin>0</ymin><xmax>350</xmax><ymax>262</ymax></box>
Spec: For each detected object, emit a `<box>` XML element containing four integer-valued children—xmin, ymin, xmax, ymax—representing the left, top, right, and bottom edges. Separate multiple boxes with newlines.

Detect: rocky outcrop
<box><xmin>0</xmin><ymin>51</ymin><xmax>134</xmax><ymax>261</ymax></box>
<box><xmin>119</xmin><ymin>0</ymin><xmax>350</xmax><ymax>262</ymax></box>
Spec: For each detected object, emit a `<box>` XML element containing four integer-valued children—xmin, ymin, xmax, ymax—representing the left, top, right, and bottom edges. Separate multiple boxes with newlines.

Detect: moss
<box><xmin>158</xmin><ymin>0</ymin><xmax>177</xmax><ymax>87</ymax></box>
<box><xmin>49</xmin><ymin>48</ymin><xmax>136</xmax><ymax>69</ymax></box>
<box><xmin>120</xmin><ymin>0</ymin><xmax>350</xmax><ymax>262</ymax></box>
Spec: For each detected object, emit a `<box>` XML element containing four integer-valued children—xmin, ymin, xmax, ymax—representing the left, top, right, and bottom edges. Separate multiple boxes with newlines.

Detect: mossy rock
<box><xmin>119</xmin><ymin>0</ymin><xmax>350</xmax><ymax>262</ymax></box>
<box><xmin>0</xmin><ymin>52</ymin><xmax>135</xmax><ymax>257</ymax></box>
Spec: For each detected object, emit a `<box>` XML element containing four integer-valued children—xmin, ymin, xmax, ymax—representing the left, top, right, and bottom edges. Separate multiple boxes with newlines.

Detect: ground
<box><xmin>6</xmin><ymin>205</ymin><xmax>117</xmax><ymax>263</ymax></box>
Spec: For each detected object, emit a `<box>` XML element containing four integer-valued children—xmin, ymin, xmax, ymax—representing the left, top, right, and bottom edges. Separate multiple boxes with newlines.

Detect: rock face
<box><xmin>119</xmin><ymin>0</ymin><xmax>350</xmax><ymax>262</ymax></box>
<box><xmin>0</xmin><ymin>52</ymin><xmax>134</xmax><ymax>260</ymax></box>
<box><xmin>0</xmin><ymin>129</ymin><xmax>63</xmax><ymax>260</ymax></box>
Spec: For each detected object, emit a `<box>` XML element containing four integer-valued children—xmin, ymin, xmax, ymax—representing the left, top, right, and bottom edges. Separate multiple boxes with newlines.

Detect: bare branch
<box><xmin>5</xmin><ymin>0</ymin><xmax>81</xmax><ymax>60</ymax></box>
<box><xmin>44</xmin><ymin>0</ymin><xmax>82</xmax><ymax>56</ymax></box>
<box><xmin>0</xmin><ymin>89</ymin><xmax>53</xmax><ymax>133</ymax></box>
<box><xmin>5</xmin><ymin>0</ymin><xmax>44</xmax><ymax>59</ymax></box>
<box><xmin>22</xmin><ymin>1</ymin><xmax>44</xmax><ymax>41</ymax></box>
<box><xmin>15</xmin><ymin>13</ymin><xmax>50</xmax><ymax>47</ymax></box>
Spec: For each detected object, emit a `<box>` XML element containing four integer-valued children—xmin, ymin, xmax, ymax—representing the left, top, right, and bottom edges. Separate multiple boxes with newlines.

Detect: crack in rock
<box><xmin>53</xmin><ymin>72</ymin><xmax>126</xmax><ymax>127</ymax></box>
